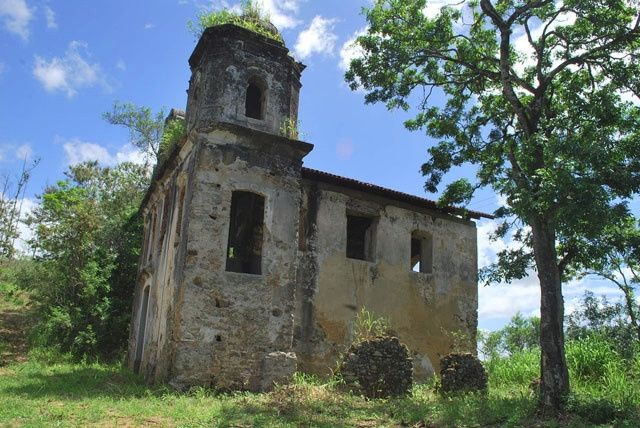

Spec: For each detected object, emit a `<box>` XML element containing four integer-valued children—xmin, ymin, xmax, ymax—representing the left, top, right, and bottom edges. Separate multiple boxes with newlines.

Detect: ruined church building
<box><xmin>128</xmin><ymin>22</ymin><xmax>490</xmax><ymax>391</ymax></box>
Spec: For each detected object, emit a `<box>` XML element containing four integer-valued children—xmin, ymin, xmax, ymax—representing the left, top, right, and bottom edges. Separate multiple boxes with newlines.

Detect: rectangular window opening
<box><xmin>225</xmin><ymin>191</ymin><xmax>265</xmax><ymax>275</ymax></box>
<box><xmin>346</xmin><ymin>214</ymin><xmax>375</xmax><ymax>261</ymax></box>
<box><xmin>411</xmin><ymin>232</ymin><xmax>433</xmax><ymax>274</ymax></box>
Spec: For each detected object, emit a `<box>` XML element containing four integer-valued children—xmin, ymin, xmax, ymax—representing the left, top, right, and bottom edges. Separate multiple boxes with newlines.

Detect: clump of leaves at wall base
<box><xmin>352</xmin><ymin>307</ymin><xmax>392</xmax><ymax>343</ymax></box>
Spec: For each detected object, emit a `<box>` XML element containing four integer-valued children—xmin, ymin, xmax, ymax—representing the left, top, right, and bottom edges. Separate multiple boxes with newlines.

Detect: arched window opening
<box><xmin>226</xmin><ymin>191</ymin><xmax>265</xmax><ymax>275</ymax></box>
<box><xmin>245</xmin><ymin>81</ymin><xmax>265</xmax><ymax>120</ymax></box>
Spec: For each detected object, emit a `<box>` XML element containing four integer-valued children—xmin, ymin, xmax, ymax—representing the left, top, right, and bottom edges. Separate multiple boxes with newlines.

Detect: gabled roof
<box><xmin>301</xmin><ymin>167</ymin><xmax>493</xmax><ymax>220</ymax></box>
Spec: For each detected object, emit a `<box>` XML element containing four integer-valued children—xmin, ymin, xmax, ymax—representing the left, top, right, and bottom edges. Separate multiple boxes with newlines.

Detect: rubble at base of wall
<box><xmin>260</xmin><ymin>351</ymin><xmax>298</xmax><ymax>391</ymax></box>
<box><xmin>439</xmin><ymin>352</ymin><xmax>487</xmax><ymax>394</ymax></box>
<box><xmin>339</xmin><ymin>336</ymin><xmax>413</xmax><ymax>399</ymax></box>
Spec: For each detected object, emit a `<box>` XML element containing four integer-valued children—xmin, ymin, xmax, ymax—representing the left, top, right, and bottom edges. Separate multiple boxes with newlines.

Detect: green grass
<box><xmin>1</xmin><ymin>355</ymin><xmax>638</xmax><ymax>427</ymax></box>
<box><xmin>1</xmin><ymin>279</ymin><xmax>639</xmax><ymax>427</ymax></box>
<box><xmin>0</xmin><ymin>359</ymin><xmax>526</xmax><ymax>427</ymax></box>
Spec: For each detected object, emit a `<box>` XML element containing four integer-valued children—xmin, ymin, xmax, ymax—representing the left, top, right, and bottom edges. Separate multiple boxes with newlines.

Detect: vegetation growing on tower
<box><xmin>188</xmin><ymin>0</ymin><xmax>284</xmax><ymax>44</ymax></box>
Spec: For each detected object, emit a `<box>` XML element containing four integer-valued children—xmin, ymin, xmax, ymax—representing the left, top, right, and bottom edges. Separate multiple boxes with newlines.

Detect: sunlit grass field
<box><xmin>2</xmin><ymin>280</ymin><xmax>640</xmax><ymax>427</ymax></box>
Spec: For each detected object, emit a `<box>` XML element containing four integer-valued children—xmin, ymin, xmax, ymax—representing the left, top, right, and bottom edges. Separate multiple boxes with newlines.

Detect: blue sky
<box><xmin>0</xmin><ymin>0</ymin><xmax>634</xmax><ymax>332</ymax></box>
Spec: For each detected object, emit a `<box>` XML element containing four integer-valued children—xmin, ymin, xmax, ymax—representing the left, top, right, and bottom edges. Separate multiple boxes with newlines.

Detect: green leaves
<box><xmin>187</xmin><ymin>0</ymin><xmax>284</xmax><ymax>44</ymax></box>
<box><xmin>103</xmin><ymin>102</ymin><xmax>166</xmax><ymax>161</ymax></box>
<box><xmin>27</xmin><ymin>162</ymin><xmax>147</xmax><ymax>359</ymax></box>
<box><xmin>348</xmin><ymin>0</ymin><xmax>640</xmax><ymax>282</ymax></box>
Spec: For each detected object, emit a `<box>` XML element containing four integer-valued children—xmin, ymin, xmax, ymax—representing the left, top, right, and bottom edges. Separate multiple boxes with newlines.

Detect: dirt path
<box><xmin>0</xmin><ymin>305</ymin><xmax>32</xmax><ymax>366</ymax></box>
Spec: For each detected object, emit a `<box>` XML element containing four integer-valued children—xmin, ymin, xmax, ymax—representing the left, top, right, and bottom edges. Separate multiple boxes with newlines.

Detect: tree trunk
<box><xmin>531</xmin><ymin>218</ymin><xmax>570</xmax><ymax>413</ymax></box>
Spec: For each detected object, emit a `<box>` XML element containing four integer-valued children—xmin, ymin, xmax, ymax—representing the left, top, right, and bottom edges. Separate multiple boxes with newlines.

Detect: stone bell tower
<box><xmin>185</xmin><ymin>23</ymin><xmax>304</xmax><ymax>136</ymax></box>
<box><xmin>160</xmin><ymin>23</ymin><xmax>313</xmax><ymax>390</ymax></box>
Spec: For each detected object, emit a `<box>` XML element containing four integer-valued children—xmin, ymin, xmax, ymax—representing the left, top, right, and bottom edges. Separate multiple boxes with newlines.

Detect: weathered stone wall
<box><xmin>128</xmin><ymin>140</ymin><xmax>196</xmax><ymax>382</ymax></box>
<box><xmin>168</xmin><ymin>125</ymin><xmax>311</xmax><ymax>390</ymax></box>
<box><xmin>186</xmin><ymin>25</ymin><xmax>303</xmax><ymax>138</ymax></box>
<box><xmin>294</xmin><ymin>182</ymin><xmax>478</xmax><ymax>381</ymax></box>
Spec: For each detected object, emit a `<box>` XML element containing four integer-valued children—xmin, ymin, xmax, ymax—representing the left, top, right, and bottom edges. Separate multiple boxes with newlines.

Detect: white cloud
<box><xmin>116</xmin><ymin>59</ymin><xmax>126</xmax><ymax>71</ymax></box>
<box><xmin>336</xmin><ymin>138</ymin><xmax>354</xmax><ymax>161</ymax></box>
<box><xmin>479</xmin><ymin>275</ymin><xmax>540</xmax><ymax>320</ymax></box>
<box><xmin>13</xmin><ymin>197</ymin><xmax>37</xmax><ymax>255</ymax></box>
<box><xmin>44</xmin><ymin>4</ymin><xmax>56</xmax><ymax>29</ymax></box>
<box><xmin>512</xmin><ymin>7</ymin><xmax>577</xmax><ymax>74</ymax></box>
<box><xmin>15</xmin><ymin>143</ymin><xmax>32</xmax><ymax>160</ymax></box>
<box><xmin>294</xmin><ymin>15</ymin><xmax>338</xmax><ymax>60</ymax></box>
<box><xmin>476</xmin><ymin>219</ymin><xmax>507</xmax><ymax>268</ymax></box>
<box><xmin>339</xmin><ymin>28</ymin><xmax>366</xmax><ymax>71</ymax></box>
<box><xmin>0</xmin><ymin>143</ymin><xmax>34</xmax><ymax>161</ymax></box>
<box><xmin>254</xmin><ymin>0</ymin><xmax>300</xmax><ymax>30</ymax></box>
<box><xmin>422</xmin><ymin>0</ymin><xmax>465</xmax><ymax>19</ymax></box>
<box><xmin>144</xmin><ymin>22</ymin><xmax>155</xmax><ymax>30</ymax></box>
<box><xmin>195</xmin><ymin>0</ymin><xmax>301</xmax><ymax>30</ymax></box>
<box><xmin>0</xmin><ymin>0</ymin><xmax>33</xmax><ymax>40</ymax></box>
<box><xmin>60</xmin><ymin>137</ymin><xmax>146</xmax><ymax>166</ymax></box>
<box><xmin>33</xmin><ymin>41</ymin><xmax>108</xmax><ymax>98</ymax></box>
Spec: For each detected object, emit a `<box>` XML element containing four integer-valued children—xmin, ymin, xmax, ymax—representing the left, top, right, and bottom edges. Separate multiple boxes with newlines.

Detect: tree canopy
<box><xmin>25</xmin><ymin>162</ymin><xmax>148</xmax><ymax>358</ymax></box>
<box><xmin>346</xmin><ymin>0</ymin><xmax>640</xmax><ymax>412</ymax></box>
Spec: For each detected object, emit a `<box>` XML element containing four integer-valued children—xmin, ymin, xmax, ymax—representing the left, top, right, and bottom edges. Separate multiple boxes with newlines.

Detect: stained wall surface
<box><xmin>294</xmin><ymin>183</ymin><xmax>478</xmax><ymax>381</ymax></box>
<box><xmin>129</xmin><ymin>22</ymin><xmax>479</xmax><ymax>390</ymax></box>
<box><xmin>165</xmin><ymin>126</ymin><xmax>310</xmax><ymax>390</ymax></box>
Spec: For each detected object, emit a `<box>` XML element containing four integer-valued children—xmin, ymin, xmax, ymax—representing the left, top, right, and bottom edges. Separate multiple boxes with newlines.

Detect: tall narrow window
<box><xmin>346</xmin><ymin>214</ymin><xmax>376</xmax><ymax>261</ymax></box>
<box><xmin>411</xmin><ymin>231</ymin><xmax>433</xmax><ymax>274</ymax></box>
<box><xmin>175</xmin><ymin>186</ymin><xmax>186</xmax><ymax>237</ymax></box>
<box><xmin>134</xmin><ymin>285</ymin><xmax>151</xmax><ymax>373</ymax></box>
<box><xmin>226</xmin><ymin>191</ymin><xmax>265</xmax><ymax>275</ymax></box>
<box><xmin>245</xmin><ymin>81</ymin><xmax>264</xmax><ymax>119</ymax></box>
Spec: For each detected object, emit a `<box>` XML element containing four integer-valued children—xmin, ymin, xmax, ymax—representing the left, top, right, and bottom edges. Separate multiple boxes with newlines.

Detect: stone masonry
<box><xmin>127</xmin><ymin>22</ymin><xmax>491</xmax><ymax>391</ymax></box>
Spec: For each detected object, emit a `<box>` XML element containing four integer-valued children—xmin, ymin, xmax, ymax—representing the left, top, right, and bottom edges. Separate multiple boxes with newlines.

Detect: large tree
<box><xmin>346</xmin><ymin>0</ymin><xmax>640</xmax><ymax>412</ymax></box>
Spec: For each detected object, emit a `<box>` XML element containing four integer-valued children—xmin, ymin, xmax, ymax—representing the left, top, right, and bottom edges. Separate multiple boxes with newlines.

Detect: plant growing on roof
<box><xmin>188</xmin><ymin>0</ymin><xmax>284</xmax><ymax>44</ymax></box>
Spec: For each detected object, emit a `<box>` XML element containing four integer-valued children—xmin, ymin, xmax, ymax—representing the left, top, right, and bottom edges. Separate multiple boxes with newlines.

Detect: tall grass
<box><xmin>485</xmin><ymin>335</ymin><xmax>640</xmax><ymax>424</ymax></box>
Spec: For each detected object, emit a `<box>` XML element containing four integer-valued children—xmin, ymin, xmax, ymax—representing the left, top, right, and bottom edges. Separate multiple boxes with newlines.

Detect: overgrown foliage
<box><xmin>279</xmin><ymin>117</ymin><xmax>301</xmax><ymax>140</ymax></box>
<box><xmin>567</xmin><ymin>291</ymin><xmax>640</xmax><ymax>359</ymax></box>
<box><xmin>479</xmin><ymin>312</ymin><xmax>540</xmax><ymax>358</ymax></box>
<box><xmin>346</xmin><ymin>0</ymin><xmax>640</xmax><ymax>411</ymax></box>
<box><xmin>158</xmin><ymin>117</ymin><xmax>187</xmax><ymax>167</ymax></box>
<box><xmin>351</xmin><ymin>307</ymin><xmax>392</xmax><ymax>343</ymax></box>
<box><xmin>188</xmin><ymin>0</ymin><xmax>283</xmax><ymax>44</ymax></box>
<box><xmin>570</xmin><ymin>218</ymin><xmax>640</xmax><ymax>345</ymax></box>
<box><xmin>102</xmin><ymin>102</ymin><xmax>166</xmax><ymax>163</ymax></box>
<box><xmin>23</xmin><ymin>162</ymin><xmax>148</xmax><ymax>359</ymax></box>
